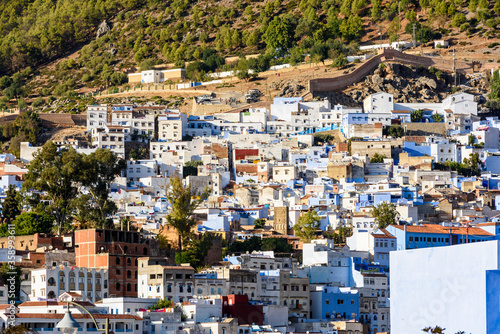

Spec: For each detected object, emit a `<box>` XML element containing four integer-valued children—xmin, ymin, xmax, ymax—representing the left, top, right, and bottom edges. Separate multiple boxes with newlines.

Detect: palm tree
<box><xmin>431</xmin><ymin>113</ymin><xmax>444</xmax><ymax>123</ymax></box>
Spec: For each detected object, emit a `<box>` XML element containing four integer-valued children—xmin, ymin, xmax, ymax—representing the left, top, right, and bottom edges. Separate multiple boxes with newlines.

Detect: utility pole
<box><xmin>412</xmin><ymin>23</ymin><xmax>417</xmax><ymax>48</ymax></box>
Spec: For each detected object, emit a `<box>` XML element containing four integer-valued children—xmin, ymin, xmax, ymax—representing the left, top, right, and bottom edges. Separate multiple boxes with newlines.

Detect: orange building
<box><xmin>75</xmin><ymin>229</ymin><xmax>151</xmax><ymax>298</ymax></box>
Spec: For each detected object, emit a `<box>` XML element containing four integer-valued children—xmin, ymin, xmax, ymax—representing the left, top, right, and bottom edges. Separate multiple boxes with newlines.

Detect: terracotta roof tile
<box><xmin>391</xmin><ymin>224</ymin><xmax>493</xmax><ymax>236</ymax></box>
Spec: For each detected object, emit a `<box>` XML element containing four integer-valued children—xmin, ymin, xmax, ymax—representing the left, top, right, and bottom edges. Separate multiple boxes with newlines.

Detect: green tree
<box><xmin>228</xmin><ymin>236</ymin><xmax>262</xmax><ymax>254</ymax></box>
<box><xmin>254</xmin><ymin>218</ymin><xmax>266</xmax><ymax>229</ymax></box>
<box><xmin>490</xmin><ymin>70</ymin><xmax>500</xmax><ymax>100</ymax></box>
<box><xmin>175</xmin><ymin>233</ymin><xmax>213</xmax><ymax>268</ymax></box>
<box><xmin>0</xmin><ymin>212</ymin><xmax>54</xmax><ymax>236</ymax></box>
<box><xmin>422</xmin><ymin>326</ymin><xmax>445</xmax><ymax>334</ymax></box>
<box><xmin>149</xmin><ymin>298</ymin><xmax>175</xmax><ymax>310</ymax></box>
<box><xmin>165</xmin><ymin>175</ymin><xmax>210</xmax><ymax>251</ymax></box>
<box><xmin>2</xmin><ymin>184</ymin><xmax>20</xmax><ymax>221</ymax></box>
<box><xmin>464</xmin><ymin>152</ymin><xmax>481</xmax><ymax>172</ymax></box>
<box><xmin>332</xmin><ymin>54</ymin><xmax>348</xmax><ymax>68</ymax></box>
<box><xmin>23</xmin><ymin>142</ymin><xmax>83</xmax><ymax>235</ymax></box>
<box><xmin>371</xmin><ymin>0</ymin><xmax>382</xmax><ymax>20</ymax></box>
<box><xmin>183</xmin><ymin>161</ymin><xmax>203</xmax><ymax>177</ymax></box>
<box><xmin>263</xmin><ymin>16</ymin><xmax>294</xmax><ymax>56</ymax></box>
<box><xmin>468</xmin><ymin>134</ymin><xmax>476</xmax><ymax>146</ymax></box>
<box><xmin>370</xmin><ymin>153</ymin><xmax>386</xmax><ymax>163</ymax></box>
<box><xmin>0</xmin><ymin>263</ymin><xmax>22</xmax><ymax>302</ymax></box>
<box><xmin>339</xmin><ymin>15</ymin><xmax>363</xmax><ymax>41</ymax></box>
<box><xmin>386</xmin><ymin>125</ymin><xmax>404</xmax><ymax>138</ymax></box>
<box><xmin>372</xmin><ymin>202</ymin><xmax>400</xmax><ymax>229</ymax></box>
<box><xmin>293</xmin><ymin>210</ymin><xmax>320</xmax><ymax>242</ymax></box>
<box><xmin>411</xmin><ymin>109</ymin><xmax>424</xmax><ymax>122</ymax></box>
<box><xmin>310</xmin><ymin>43</ymin><xmax>329</xmax><ymax>64</ymax></box>
<box><xmin>416</xmin><ymin>26</ymin><xmax>436</xmax><ymax>43</ymax></box>
<box><xmin>80</xmin><ymin>149</ymin><xmax>126</xmax><ymax>226</ymax></box>
<box><xmin>129</xmin><ymin>147</ymin><xmax>148</xmax><ymax>160</ymax></box>
<box><xmin>327</xmin><ymin>227</ymin><xmax>353</xmax><ymax>245</ymax></box>
<box><xmin>261</xmin><ymin>237</ymin><xmax>293</xmax><ymax>253</ymax></box>
<box><xmin>431</xmin><ymin>113</ymin><xmax>444</xmax><ymax>123</ymax></box>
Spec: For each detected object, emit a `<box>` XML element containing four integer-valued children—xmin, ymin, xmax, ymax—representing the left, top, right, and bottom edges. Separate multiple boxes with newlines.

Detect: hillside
<box><xmin>1</xmin><ymin>0</ymin><xmax>500</xmax><ymax>109</ymax></box>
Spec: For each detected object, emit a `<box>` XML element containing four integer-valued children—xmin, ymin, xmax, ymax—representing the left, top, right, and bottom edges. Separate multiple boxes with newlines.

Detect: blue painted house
<box><xmin>385</xmin><ymin>224</ymin><xmax>495</xmax><ymax>250</ymax></box>
<box><xmin>310</xmin><ymin>286</ymin><xmax>359</xmax><ymax>321</ymax></box>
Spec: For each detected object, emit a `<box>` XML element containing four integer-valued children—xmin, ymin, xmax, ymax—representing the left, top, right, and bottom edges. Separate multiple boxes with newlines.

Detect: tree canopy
<box><xmin>372</xmin><ymin>202</ymin><xmax>400</xmax><ymax>229</ymax></box>
<box><xmin>164</xmin><ymin>175</ymin><xmax>210</xmax><ymax>251</ymax></box>
<box><xmin>293</xmin><ymin>210</ymin><xmax>321</xmax><ymax>243</ymax></box>
<box><xmin>22</xmin><ymin>142</ymin><xmax>125</xmax><ymax>234</ymax></box>
<box><xmin>411</xmin><ymin>109</ymin><xmax>424</xmax><ymax>122</ymax></box>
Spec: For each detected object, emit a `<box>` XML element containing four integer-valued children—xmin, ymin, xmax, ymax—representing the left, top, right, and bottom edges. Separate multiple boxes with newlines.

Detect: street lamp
<box><xmin>56</xmin><ymin>301</ymin><xmax>109</xmax><ymax>334</ymax></box>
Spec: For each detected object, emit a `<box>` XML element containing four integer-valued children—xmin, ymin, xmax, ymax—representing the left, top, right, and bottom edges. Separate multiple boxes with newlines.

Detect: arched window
<box><xmin>135</xmin><ymin>284</ymin><xmax>137</xmax><ymax>292</ymax></box>
<box><xmin>127</xmin><ymin>271</ymin><xmax>131</xmax><ymax>279</ymax></box>
<box><xmin>104</xmin><ymin>280</ymin><xmax>108</xmax><ymax>289</ymax></box>
<box><xmin>48</xmin><ymin>277</ymin><xmax>56</xmax><ymax>287</ymax></box>
<box><xmin>95</xmin><ymin>274</ymin><xmax>102</xmax><ymax>291</ymax></box>
<box><xmin>143</xmin><ymin>248</ymin><xmax>148</xmax><ymax>255</ymax></box>
<box><xmin>116</xmin><ymin>257</ymin><xmax>121</xmax><ymax>265</ymax></box>
<box><xmin>135</xmin><ymin>271</ymin><xmax>138</xmax><ymax>279</ymax></box>
<box><xmin>87</xmin><ymin>273</ymin><xmax>93</xmax><ymax>291</ymax></box>
<box><xmin>48</xmin><ymin>291</ymin><xmax>56</xmax><ymax>299</ymax></box>
<box><xmin>135</xmin><ymin>259</ymin><xmax>138</xmax><ymax>266</ymax></box>
<box><xmin>127</xmin><ymin>283</ymin><xmax>131</xmax><ymax>292</ymax></box>
<box><xmin>69</xmin><ymin>272</ymin><xmax>76</xmax><ymax>290</ymax></box>
<box><xmin>127</xmin><ymin>258</ymin><xmax>131</xmax><ymax>266</ymax></box>
<box><xmin>59</xmin><ymin>272</ymin><xmax>66</xmax><ymax>291</ymax></box>
<box><xmin>124</xmin><ymin>246</ymin><xmax>129</xmax><ymax>254</ymax></box>
<box><xmin>79</xmin><ymin>272</ymin><xmax>85</xmax><ymax>290</ymax></box>
<box><xmin>116</xmin><ymin>283</ymin><xmax>121</xmax><ymax>291</ymax></box>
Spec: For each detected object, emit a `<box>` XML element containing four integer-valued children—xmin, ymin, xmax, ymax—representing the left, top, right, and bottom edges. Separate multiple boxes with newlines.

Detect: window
<box><xmin>337</xmin><ymin>299</ymin><xmax>344</xmax><ymax>304</ymax></box>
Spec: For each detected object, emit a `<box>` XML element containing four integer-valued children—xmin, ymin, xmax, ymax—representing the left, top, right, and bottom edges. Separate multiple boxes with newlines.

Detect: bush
<box><xmin>32</xmin><ymin>97</ymin><xmax>45</xmax><ymax>108</ymax></box>
<box><xmin>459</xmin><ymin>23</ymin><xmax>471</xmax><ymax>32</ymax></box>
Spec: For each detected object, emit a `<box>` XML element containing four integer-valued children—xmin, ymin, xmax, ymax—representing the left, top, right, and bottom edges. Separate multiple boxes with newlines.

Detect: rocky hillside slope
<box><xmin>325</xmin><ymin>63</ymin><xmax>490</xmax><ymax>109</ymax></box>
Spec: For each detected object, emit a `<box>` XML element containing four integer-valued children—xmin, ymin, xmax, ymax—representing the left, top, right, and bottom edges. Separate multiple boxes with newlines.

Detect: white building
<box><xmin>181</xmin><ymin>298</ymin><xmax>222</xmax><ymax>323</ymax></box>
<box><xmin>97</xmin><ymin>297</ymin><xmax>156</xmax><ymax>315</ymax></box>
<box><xmin>30</xmin><ymin>266</ymin><xmax>108</xmax><ymax>303</ymax></box>
<box><xmin>391</xmin><ymin>240</ymin><xmax>500</xmax><ymax>334</ymax></box>
<box><xmin>91</xmin><ymin>126</ymin><xmax>125</xmax><ymax>158</ymax></box>
<box><xmin>428</xmin><ymin>137</ymin><xmax>458</xmax><ymax>163</ymax></box>
<box><xmin>126</xmin><ymin>160</ymin><xmax>158</xmax><ymax>184</ymax></box>
<box><xmin>8</xmin><ymin>292</ymin><xmax>143</xmax><ymax>334</ymax></box>
<box><xmin>137</xmin><ymin>258</ymin><xmax>195</xmax><ymax>303</ymax></box>
<box><xmin>158</xmin><ymin>113</ymin><xmax>188</xmax><ymax>141</ymax></box>
<box><xmin>86</xmin><ymin>105</ymin><xmax>108</xmax><ymax>131</ymax></box>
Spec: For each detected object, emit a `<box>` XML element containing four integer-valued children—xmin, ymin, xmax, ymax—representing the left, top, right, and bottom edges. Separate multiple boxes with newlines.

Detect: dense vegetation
<box><xmin>1</xmin><ymin>0</ymin><xmax>499</xmax><ymax>108</ymax></box>
<box><xmin>228</xmin><ymin>236</ymin><xmax>294</xmax><ymax>254</ymax></box>
<box><xmin>0</xmin><ymin>142</ymin><xmax>127</xmax><ymax>235</ymax></box>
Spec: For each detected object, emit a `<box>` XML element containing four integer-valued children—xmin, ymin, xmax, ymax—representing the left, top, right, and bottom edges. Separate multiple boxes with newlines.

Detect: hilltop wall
<box><xmin>309</xmin><ymin>48</ymin><xmax>479</xmax><ymax>94</ymax></box>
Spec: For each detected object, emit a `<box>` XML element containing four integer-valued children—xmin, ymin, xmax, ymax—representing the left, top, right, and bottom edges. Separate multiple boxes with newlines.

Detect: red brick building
<box><xmin>75</xmin><ymin>229</ymin><xmax>151</xmax><ymax>298</ymax></box>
